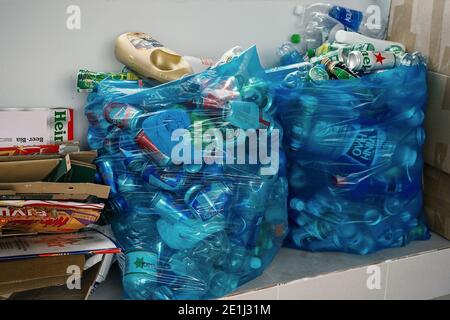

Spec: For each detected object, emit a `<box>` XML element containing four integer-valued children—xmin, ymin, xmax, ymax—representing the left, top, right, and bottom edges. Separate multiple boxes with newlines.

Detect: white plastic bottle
<box><xmin>335</xmin><ymin>30</ymin><xmax>406</xmax><ymax>52</ymax></box>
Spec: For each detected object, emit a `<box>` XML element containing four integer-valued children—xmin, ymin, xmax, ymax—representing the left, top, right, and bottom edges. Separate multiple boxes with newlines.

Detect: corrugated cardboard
<box><xmin>0</xmin><ymin>158</ymin><xmax>61</xmax><ymax>183</ymax></box>
<box><xmin>0</xmin><ymin>182</ymin><xmax>110</xmax><ymax>200</ymax></box>
<box><xmin>424</xmin><ymin>71</ymin><xmax>450</xmax><ymax>174</ymax></box>
<box><xmin>69</xmin><ymin>151</ymin><xmax>98</xmax><ymax>164</ymax></box>
<box><xmin>388</xmin><ymin>0</ymin><xmax>450</xmax><ymax>77</ymax></box>
<box><xmin>424</xmin><ymin>164</ymin><xmax>450</xmax><ymax>240</ymax></box>
<box><xmin>0</xmin><ymin>255</ymin><xmax>85</xmax><ymax>296</ymax></box>
<box><xmin>8</xmin><ymin>261</ymin><xmax>102</xmax><ymax>300</ymax></box>
<box><xmin>389</xmin><ymin>0</ymin><xmax>450</xmax><ymax>176</ymax></box>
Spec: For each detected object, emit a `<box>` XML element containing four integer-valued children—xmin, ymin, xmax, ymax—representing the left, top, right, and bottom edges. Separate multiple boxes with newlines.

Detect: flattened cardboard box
<box><xmin>388</xmin><ymin>0</ymin><xmax>450</xmax><ymax>77</ymax></box>
<box><xmin>0</xmin><ymin>231</ymin><xmax>120</xmax><ymax>299</ymax></box>
<box><xmin>0</xmin><ymin>255</ymin><xmax>85</xmax><ymax>297</ymax></box>
<box><xmin>423</xmin><ymin>72</ymin><xmax>450</xmax><ymax>174</ymax></box>
<box><xmin>389</xmin><ymin>1</ymin><xmax>450</xmax><ymax>174</ymax></box>
<box><xmin>0</xmin><ymin>182</ymin><xmax>110</xmax><ymax>200</ymax></box>
<box><xmin>424</xmin><ymin>165</ymin><xmax>450</xmax><ymax>240</ymax></box>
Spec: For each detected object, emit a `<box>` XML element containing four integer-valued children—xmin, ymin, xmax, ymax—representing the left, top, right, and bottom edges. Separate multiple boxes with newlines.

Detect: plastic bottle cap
<box><xmin>293</xmin><ymin>5</ymin><xmax>304</xmax><ymax>16</ymax></box>
<box><xmin>290</xmin><ymin>34</ymin><xmax>301</xmax><ymax>44</ymax></box>
<box><xmin>307</xmin><ymin>48</ymin><xmax>316</xmax><ymax>59</ymax></box>
<box><xmin>250</xmin><ymin>257</ymin><xmax>262</xmax><ymax>269</ymax></box>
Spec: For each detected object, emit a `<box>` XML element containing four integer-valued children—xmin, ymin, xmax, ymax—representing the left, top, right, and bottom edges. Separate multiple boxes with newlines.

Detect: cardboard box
<box><xmin>0</xmin><ymin>151</ymin><xmax>107</xmax><ymax>201</ymax></box>
<box><xmin>388</xmin><ymin>0</ymin><xmax>450</xmax><ymax>77</ymax></box>
<box><xmin>0</xmin><ymin>230</ymin><xmax>120</xmax><ymax>299</ymax></box>
<box><xmin>389</xmin><ymin>0</ymin><xmax>450</xmax><ymax>175</ymax></box>
<box><xmin>423</xmin><ymin>71</ymin><xmax>450</xmax><ymax>174</ymax></box>
<box><xmin>0</xmin><ymin>255</ymin><xmax>85</xmax><ymax>297</ymax></box>
<box><xmin>0</xmin><ymin>108</ymin><xmax>74</xmax><ymax>147</ymax></box>
<box><xmin>424</xmin><ymin>165</ymin><xmax>450</xmax><ymax>240</ymax></box>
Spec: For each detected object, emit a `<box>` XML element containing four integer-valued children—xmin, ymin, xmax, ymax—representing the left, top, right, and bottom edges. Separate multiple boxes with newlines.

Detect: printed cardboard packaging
<box><xmin>388</xmin><ymin>0</ymin><xmax>450</xmax><ymax>239</ymax></box>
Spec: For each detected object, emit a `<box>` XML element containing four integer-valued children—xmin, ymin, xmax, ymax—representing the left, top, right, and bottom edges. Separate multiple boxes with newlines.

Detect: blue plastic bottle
<box><xmin>184</xmin><ymin>182</ymin><xmax>232</xmax><ymax>221</ymax></box>
<box><xmin>142</xmin><ymin>165</ymin><xmax>187</xmax><ymax>191</ymax></box>
<box><xmin>328</xmin><ymin>6</ymin><xmax>363</xmax><ymax>32</ymax></box>
<box><xmin>123</xmin><ymin>250</ymin><xmax>160</xmax><ymax>300</ymax></box>
<box><xmin>119</xmin><ymin>133</ymin><xmax>148</xmax><ymax>172</ymax></box>
<box><xmin>157</xmin><ymin>214</ymin><xmax>226</xmax><ymax>250</ymax></box>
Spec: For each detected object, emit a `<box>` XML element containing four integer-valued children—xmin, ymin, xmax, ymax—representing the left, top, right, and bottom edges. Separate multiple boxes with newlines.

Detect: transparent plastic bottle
<box><xmin>277</xmin><ymin>43</ymin><xmax>303</xmax><ymax>66</ymax></box>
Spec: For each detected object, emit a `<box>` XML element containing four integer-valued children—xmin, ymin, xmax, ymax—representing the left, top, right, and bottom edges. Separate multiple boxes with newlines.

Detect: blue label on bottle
<box><xmin>329</xmin><ymin>6</ymin><xmax>364</xmax><ymax>31</ymax></box>
<box><xmin>346</xmin><ymin>130</ymin><xmax>378</xmax><ymax>166</ymax></box>
<box><xmin>125</xmin><ymin>251</ymin><xmax>158</xmax><ymax>276</ymax></box>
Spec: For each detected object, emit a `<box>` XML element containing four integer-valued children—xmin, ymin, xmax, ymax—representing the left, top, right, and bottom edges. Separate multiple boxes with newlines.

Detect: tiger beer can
<box><xmin>347</xmin><ymin>51</ymin><xmax>397</xmax><ymax>73</ymax></box>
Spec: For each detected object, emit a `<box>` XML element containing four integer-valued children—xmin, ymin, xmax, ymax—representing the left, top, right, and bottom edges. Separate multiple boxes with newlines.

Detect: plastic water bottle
<box><xmin>157</xmin><ymin>214</ymin><xmax>226</xmax><ymax>250</ymax></box>
<box><xmin>327</xmin><ymin>5</ymin><xmax>387</xmax><ymax>39</ymax></box>
<box><xmin>184</xmin><ymin>182</ymin><xmax>233</xmax><ymax>221</ymax></box>
<box><xmin>277</xmin><ymin>43</ymin><xmax>303</xmax><ymax>66</ymax></box>
<box><xmin>123</xmin><ymin>251</ymin><xmax>158</xmax><ymax>299</ymax></box>
<box><xmin>282</xmin><ymin>63</ymin><xmax>313</xmax><ymax>89</ymax></box>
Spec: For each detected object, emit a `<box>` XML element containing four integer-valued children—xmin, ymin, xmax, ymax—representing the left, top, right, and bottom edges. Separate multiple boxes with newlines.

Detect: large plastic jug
<box><xmin>115</xmin><ymin>32</ymin><xmax>198</xmax><ymax>83</ymax></box>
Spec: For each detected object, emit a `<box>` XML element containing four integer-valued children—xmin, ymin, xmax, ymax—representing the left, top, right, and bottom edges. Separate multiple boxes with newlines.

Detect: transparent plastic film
<box><xmin>276</xmin><ymin>64</ymin><xmax>429</xmax><ymax>255</ymax></box>
<box><xmin>84</xmin><ymin>47</ymin><xmax>288</xmax><ymax>300</ymax></box>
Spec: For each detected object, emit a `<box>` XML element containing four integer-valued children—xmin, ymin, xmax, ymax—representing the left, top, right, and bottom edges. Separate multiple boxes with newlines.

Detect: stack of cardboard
<box><xmin>388</xmin><ymin>0</ymin><xmax>450</xmax><ymax>240</ymax></box>
<box><xmin>0</xmin><ymin>108</ymin><xmax>119</xmax><ymax>299</ymax></box>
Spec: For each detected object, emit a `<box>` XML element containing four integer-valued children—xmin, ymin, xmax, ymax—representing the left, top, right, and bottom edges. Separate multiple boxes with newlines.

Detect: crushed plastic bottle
<box><xmin>291</xmin><ymin>2</ymin><xmax>389</xmax><ymax>55</ymax></box>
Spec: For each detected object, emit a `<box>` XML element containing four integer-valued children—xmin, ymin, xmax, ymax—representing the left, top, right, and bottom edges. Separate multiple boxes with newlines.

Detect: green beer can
<box><xmin>77</xmin><ymin>69</ymin><xmax>140</xmax><ymax>92</ymax></box>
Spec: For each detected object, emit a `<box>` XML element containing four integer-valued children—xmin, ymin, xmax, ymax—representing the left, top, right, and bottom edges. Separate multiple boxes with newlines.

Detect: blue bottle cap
<box><xmin>249</xmin><ymin>257</ymin><xmax>262</xmax><ymax>269</ymax></box>
<box><xmin>110</xmin><ymin>196</ymin><xmax>129</xmax><ymax>214</ymax></box>
<box><xmin>141</xmin><ymin>108</ymin><xmax>191</xmax><ymax>157</ymax></box>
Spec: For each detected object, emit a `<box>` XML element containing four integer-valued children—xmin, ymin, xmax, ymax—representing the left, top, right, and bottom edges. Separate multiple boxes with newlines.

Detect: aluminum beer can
<box><xmin>307</xmin><ymin>65</ymin><xmax>330</xmax><ymax>82</ymax></box>
<box><xmin>384</xmin><ymin>45</ymin><xmax>406</xmax><ymax>56</ymax></box>
<box><xmin>321</xmin><ymin>57</ymin><xmax>360</xmax><ymax>80</ymax></box>
<box><xmin>77</xmin><ymin>69</ymin><xmax>139</xmax><ymax>92</ymax></box>
<box><xmin>347</xmin><ymin>51</ymin><xmax>397</xmax><ymax>73</ymax></box>
<box><xmin>311</xmin><ymin>50</ymin><xmax>341</xmax><ymax>65</ymax></box>
<box><xmin>338</xmin><ymin>43</ymin><xmax>376</xmax><ymax>64</ymax></box>
<box><xmin>135</xmin><ymin>129</ymin><xmax>171</xmax><ymax>167</ymax></box>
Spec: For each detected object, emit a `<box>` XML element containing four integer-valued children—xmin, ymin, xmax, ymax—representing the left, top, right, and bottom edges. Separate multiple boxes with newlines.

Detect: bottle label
<box><xmin>346</xmin><ymin>129</ymin><xmax>378</xmax><ymax>166</ymax></box>
<box><xmin>127</xmin><ymin>33</ymin><xmax>164</xmax><ymax>50</ymax></box>
<box><xmin>125</xmin><ymin>251</ymin><xmax>158</xmax><ymax>276</ymax></box>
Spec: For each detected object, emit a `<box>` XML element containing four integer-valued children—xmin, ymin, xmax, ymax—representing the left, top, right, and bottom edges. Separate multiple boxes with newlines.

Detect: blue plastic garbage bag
<box><xmin>276</xmin><ymin>65</ymin><xmax>430</xmax><ymax>255</ymax></box>
<box><xmin>84</xmin><ymin>47</ymin><xmax>288</xmax><ymax>299</ymax></box>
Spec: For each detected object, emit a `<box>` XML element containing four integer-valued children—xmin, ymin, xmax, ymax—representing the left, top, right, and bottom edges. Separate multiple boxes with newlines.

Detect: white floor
<box><xmin>90</xmin><ymin>233</ymin><xmax>450</xmax><ymax>300</ymax></box>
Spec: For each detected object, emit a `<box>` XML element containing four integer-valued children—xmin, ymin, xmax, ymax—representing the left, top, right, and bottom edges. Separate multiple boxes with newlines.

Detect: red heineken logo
<box><xmin>375</xmin><ymin>52</ymin><xmax>386</xmax><ymax>64</ymax></box>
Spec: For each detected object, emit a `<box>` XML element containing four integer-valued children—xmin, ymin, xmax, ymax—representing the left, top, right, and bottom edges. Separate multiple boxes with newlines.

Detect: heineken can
<box><xmin>316</xmin><ymin>42</ymin><xmax>348</xmax><ymax>56</ymax></box>
<box><xmin>307</xmin><ymin>65</ymin><xmax>330</xmax><ymax>82</ymax></box>
<box><xmin>77</xmin><ymin>69</ymin><xmax>140</xmax><ymax>92</ymax></box>
<box><xmin>311</xmin><ymin>50</ymin><xmax>341</xmax><ymax>65</ymax></box>
<box><xmin>321</xmin><ymin>57</ymin><xmax>360</xmax><ymax>80</ymax></box>
<box><xmin>347</xmin><ymin>51</ymin><xmax>397</xmax><ymax>73</ymax></box>
<box><xmin>384</xmin><ymin>45</ymin><xmax>405</xmax><ymax>56</ymax></box>
<box><xmin>338</xmin><ymin>43</ymin><xmax>376</xmax><ymax>64</ymax></box>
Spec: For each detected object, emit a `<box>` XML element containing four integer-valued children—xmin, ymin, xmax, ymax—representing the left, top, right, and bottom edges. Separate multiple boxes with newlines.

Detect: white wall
<box><xmin>0</xmin><ymin>0</ymin><xmax>390</xmax><ymax>148</ymax></box>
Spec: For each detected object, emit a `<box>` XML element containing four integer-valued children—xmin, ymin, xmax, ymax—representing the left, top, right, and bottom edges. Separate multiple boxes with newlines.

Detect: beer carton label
<box><xmin>0</xmin><ymin>108</ymin><xmax>74</xmax><ymax>147</ymax></box>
